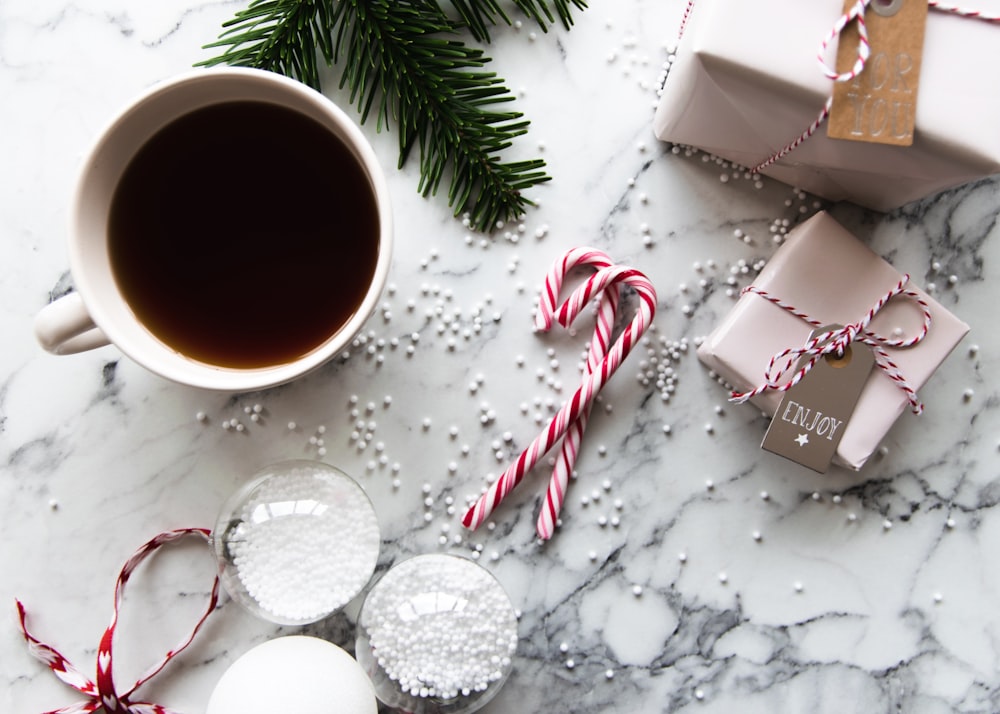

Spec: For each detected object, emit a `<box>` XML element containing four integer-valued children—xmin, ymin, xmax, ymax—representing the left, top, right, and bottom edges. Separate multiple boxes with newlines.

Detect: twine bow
<box><xmin>730</xmin><ymin>275</ymin><xmax>932</xmax><ymax>414</ymax></box>
<box><xmin>16</xmin><ymin>528</ymin><xmax>220</xmax><ymax>714</ymax></box>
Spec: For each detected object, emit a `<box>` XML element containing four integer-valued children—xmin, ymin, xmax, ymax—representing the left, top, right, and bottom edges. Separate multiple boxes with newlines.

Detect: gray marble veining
<box><xmin>2</xmin><ymin>1</ymin><xmax>999</xmax><ymax>713</ymax></box>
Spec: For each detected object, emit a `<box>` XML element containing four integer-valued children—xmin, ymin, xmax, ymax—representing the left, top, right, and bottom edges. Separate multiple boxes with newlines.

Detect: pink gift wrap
<box><xmin>653</xmin><ymin>0</ymin><xmax>1000</xmax><ymax>211</ymax></box>
<box><xmin>697</xmin><ymin>212</ymin><xmax>969</xmax><ymax>470</ymax></box>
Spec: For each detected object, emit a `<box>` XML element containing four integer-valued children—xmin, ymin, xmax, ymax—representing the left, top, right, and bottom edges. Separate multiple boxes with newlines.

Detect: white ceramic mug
<box><xmin>34</xmin><ymin>67</ymin><xmax>392</xmax><ymax>391</ymax></box>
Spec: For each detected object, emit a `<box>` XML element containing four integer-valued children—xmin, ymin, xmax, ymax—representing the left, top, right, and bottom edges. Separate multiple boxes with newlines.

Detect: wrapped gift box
<box><xmin>653</xmin><ymin>0</ymin><xmax>1000</xmax><ymax>211</ymax></box>
<box><xmin>698</xmin><ymin>212</ymin><xmax>969</xmax><ymax>470</ymax></box>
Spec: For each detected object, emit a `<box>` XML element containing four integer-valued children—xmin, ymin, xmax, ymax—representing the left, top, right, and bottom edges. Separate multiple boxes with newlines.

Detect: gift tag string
<box><xmin>16</xmin><ymin>528</ymin><xmax>220</xmax><ymax>714</ymax></box>
<box><xmin>730</xmin><ymin>275</ymin><xmax>932</xmax><ymax>414</ymax></box>
<box><xmin>753</xmin><ymin>0</ymin><xmax>1000</xmax><ymax>173</ymax></box>
<box><xmin>676</xmin><ymin>0</ymin><xmax>1000</xmax><ymax>174</ymax></box>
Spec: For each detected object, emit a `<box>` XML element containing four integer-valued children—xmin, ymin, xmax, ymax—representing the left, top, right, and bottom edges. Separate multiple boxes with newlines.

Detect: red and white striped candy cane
<box><xmin>463</xmin><ymin>264</ymin><xmax>656</xmax><ymax>532</ymax></box>
<box><xmin>534</xmin><ymin>248</ymin><xmax>619</xmax><ymax>540</ymax></box>
<box><xmin>16</xmin><ymin>528</ymin><xmax>220</xmax><ymax>714</ymax></box>
<box><xmin>534</xmin><ymin>247</ymin><xmax>615</xmax><ymax>332</ymax></box>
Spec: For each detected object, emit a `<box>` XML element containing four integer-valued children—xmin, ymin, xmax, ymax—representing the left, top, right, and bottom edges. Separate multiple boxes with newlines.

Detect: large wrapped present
<box><xmin>653</xmin><ymin>0</ymin><xmax>1000</xmax><ymax>211</ymax></box>
<box><xmin>697</xmin><ymin>212</ymin><xmax>969</xmax><ymax>470</ymax></box>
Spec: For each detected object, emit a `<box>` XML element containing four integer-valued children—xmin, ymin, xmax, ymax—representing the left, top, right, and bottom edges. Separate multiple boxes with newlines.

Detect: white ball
<box><xmin>207</xmin><ymin>636</ymin><xmax>377</xmax><ymax>714</ymax></box>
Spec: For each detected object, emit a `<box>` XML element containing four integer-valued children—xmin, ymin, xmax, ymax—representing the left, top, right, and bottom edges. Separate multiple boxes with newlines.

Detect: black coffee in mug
<box><xmin>108</xmin><ymin>100</ymin><xmax>380</xmax><ymax>370</ymax></box>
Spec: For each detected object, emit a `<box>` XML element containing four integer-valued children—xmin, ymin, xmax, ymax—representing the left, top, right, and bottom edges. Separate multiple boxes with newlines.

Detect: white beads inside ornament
<box><xmin>356</xmin><ymin>553</ymin><xmax>518</xmax><ymax>714</ymax></box>
<box><xmin>214</xmin><ymin>460</ymin><xmax>380</xmax><ymax>625</ymax></box>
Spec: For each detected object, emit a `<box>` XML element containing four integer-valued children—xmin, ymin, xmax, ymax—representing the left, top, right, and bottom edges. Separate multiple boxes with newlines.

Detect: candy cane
<box><xmin>463</xmin><ymin>264</ymin><xmax>656</xmax><ymax>532</ymax></box>
<box><xmin>534</xmin><ymin>247</ymin><xmax>615</xmax><ymax>333</ymax></box>
<box><xmin>534</xmin><ymin>248</ymin><xmax>619</xmax><ymax>540</ymax></box>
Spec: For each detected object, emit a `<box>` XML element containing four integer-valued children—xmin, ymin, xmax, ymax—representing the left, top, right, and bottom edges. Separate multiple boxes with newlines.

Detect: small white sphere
<box><xmin>207</xmin><ymin>636</ymin><xmax>377</xmax><ymax>714</ymax></box>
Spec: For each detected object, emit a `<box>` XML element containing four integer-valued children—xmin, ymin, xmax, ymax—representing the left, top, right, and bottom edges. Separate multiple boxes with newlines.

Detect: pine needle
<box><xmin>199</xmin><ymin>0</ymin><xmax>587</xmax><ymax>233</ymax></box>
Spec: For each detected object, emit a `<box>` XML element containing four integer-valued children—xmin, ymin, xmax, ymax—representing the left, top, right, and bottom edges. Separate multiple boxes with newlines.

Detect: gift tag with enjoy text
<box><xmin>761</xmin><ymin>326</ymin><xmax>875</xmax><ymax>473</ymax></box>
<box><xmin>828</xmin><ymin>0</ymin><xmax>928</xmax><ymax>146</ymax></box>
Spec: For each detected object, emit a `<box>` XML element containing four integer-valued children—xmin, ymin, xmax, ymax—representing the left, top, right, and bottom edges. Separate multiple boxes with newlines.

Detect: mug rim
<box><xmin>69</xmin><ymin>67</ymin><xmax>393</xmax><ymax>391</ymax></box>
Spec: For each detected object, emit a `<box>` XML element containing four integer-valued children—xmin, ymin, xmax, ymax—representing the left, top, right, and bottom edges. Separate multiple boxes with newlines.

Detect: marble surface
<box><xmin>2</xmin><ymin>1</ymin><xmax>999</xmax><ymax>712</ymax></box>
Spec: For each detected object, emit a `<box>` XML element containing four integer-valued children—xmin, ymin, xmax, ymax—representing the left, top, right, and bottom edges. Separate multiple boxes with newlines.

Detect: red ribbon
<box><xmin>16</xmin><ymin>528</ymin><xmax>220</xmax><ymax>714</ymax></box>
<box><xmin>729</xmin><ymin>275</ymin><xmax>932</xmax><ymax>414</ymax></box>
<box><xmin>675</xmin><ymin>0</ymin><xmax>1000</xmax><ymax>173</ymax></box>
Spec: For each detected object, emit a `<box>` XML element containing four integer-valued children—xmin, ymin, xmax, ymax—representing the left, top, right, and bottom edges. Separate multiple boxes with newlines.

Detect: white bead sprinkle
<box><xmin>359</xmin><ymin>555</ymin><xmax>518</xmax><ymax>703</ymax></box>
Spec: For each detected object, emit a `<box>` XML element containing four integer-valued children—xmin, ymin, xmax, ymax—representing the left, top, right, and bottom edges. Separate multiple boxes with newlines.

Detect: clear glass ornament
<box><xmin>214</xmin><ymin>460</ymin><xmax>380</xmax><ymax>625</ymax></box>
<box><xmin>356</xmin><ymin>553</ymin><xmax>518</xmax><ymax>714</ymax></box>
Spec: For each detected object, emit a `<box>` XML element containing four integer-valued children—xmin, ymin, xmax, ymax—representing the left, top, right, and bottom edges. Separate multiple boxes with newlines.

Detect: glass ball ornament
<box><xmin>214</xmin><ymin>460</ymin><xmax>380</xmax><ymax>625</ymax></box>
<box><xmin>356</xmin><ymin>553</ymin><xmax>518</xmax><ymax>714</ymax></box>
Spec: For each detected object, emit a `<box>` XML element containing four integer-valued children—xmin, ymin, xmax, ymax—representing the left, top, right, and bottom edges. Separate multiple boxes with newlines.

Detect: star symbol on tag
<box><xmin>794</xmin><ymin>433</ymin><xmax>809</xmax><ymax>447</ymax></box>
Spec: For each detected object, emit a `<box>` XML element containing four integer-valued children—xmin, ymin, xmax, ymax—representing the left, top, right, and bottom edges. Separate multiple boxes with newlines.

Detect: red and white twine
<box><xmin>818</xmin><ymin>0</ymin><xmax>871</xmax><ymax>82</ymax></box>
<box><xmin>754</xmin><ymin>0</ymin><xmax>871</xmax><ymax>174</ymax></box>
<box><xmin>730</xmin><ymin>275</ymin><xmax>932</xmax><ymax>414</ymax></box>
<box><xmin>676</xmin><ymin>0</ymin><xmax>1000</xmax><ymax>175</ymax></box>
<box><xmin>463</xmin><ymin>251</ymin><xmax>656</xmax><ymax>537</ymax></box>
<box><xmin>16</xmin><ymin>528</ymin><xmax>220</xmax><ymax>714</ymax></box>
<box><xmin>927</xmin><ymin>0</ymin><xmax>1000</xmax><ymax>19</ymax></box>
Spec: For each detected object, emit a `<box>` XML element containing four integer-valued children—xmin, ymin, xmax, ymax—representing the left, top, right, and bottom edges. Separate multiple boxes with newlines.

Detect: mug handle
<box><xmin>35</xmin><ymin>292</ymin><xmax>111</xmax><ymax>354</ymax></box>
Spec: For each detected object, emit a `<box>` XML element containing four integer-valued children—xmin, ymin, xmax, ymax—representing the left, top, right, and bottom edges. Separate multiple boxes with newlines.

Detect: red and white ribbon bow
<box><xmin>730</xmin><ymin>275</ymin><xmax>932</xmax><ymax>414</ymax></box>
<box><xmin>463</xmin><ymin>249</ymin><xmax>657</xmax><ymax>537</ymax></box>
<box><xmin>16</xmin><ymin>528</ymin><xmax>220</xmax><ymax>714</ymax></box>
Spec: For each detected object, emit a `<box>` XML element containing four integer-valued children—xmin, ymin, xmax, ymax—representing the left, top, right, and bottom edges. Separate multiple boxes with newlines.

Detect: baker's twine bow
<box><xmin>16</xmin><ymin>528</ymin><xmax>220</xmax><ymax>714</ymax></box>
<box><xmin>730</xmin><ymin>275</ymin><xmax>932</xmax><ymax>414</ymax></box>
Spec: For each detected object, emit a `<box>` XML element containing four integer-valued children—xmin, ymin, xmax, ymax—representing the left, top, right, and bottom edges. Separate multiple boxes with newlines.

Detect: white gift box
<box><xmin>653</xmin><ymin>0</ymin><xmax>1000</xmax><ymax>211</ymax></box>
<box><xmin>697</xmin><ymin>212</ymin><xmax>969</xmax><ymax>470</ymax></box>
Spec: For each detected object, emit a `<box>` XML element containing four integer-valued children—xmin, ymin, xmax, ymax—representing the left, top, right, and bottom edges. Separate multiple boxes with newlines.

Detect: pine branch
<box><xmin>201</xmin><ymin>1</ymin><xmax>331</xmax><ymax>90</ymax></box>
<box><xmin>447</xmin><ymin>0</ymin><xmax>588</xmax><ymax>42</ymax></box>
<box><xmin>200</xmin><ymin>0</ymin><xmax>587</xmax><ymax>233</ymax></box>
